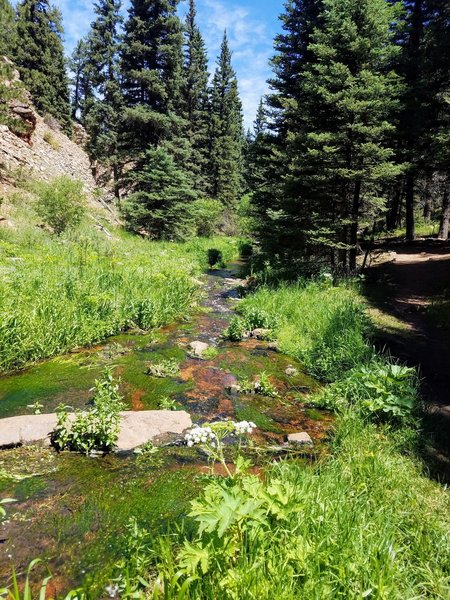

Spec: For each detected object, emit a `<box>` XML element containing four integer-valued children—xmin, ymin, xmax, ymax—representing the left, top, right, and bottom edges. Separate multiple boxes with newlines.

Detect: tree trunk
<box><xmin>405</xmin><ymin>173</ymin><xmax>415</xmax><ymax>240</ymax></box>
<box><xmin>387</xmin><ymin>184</ymin><xmax>402</xmax><ymax>230</ymax></box>
<box><xmin>113</xmin><ymin>162</ymin><xmax>121</xmax><ymax>202</ymax></box>
<box><xmin>438</xmin><ymin>188</ymin><xmax>450</xmax><ymax>240</ymax></box>
<box><xmin>349</xmin><ymin>180</ymin><xmax>361</xmax><ymax>272</ymax></box>
<box><xmin>422</xmin><ymin>176</ymin><xmax>432</xmax><ymax>221</ymax></box>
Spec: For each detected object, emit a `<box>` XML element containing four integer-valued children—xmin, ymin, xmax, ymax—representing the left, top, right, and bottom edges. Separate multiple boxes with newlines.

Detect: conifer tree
<box><xmin>121</xmin><ymin>148</ymin><xmax>197</xmax><ymax>240</ymax></box>
<box><xmin>14</xmin><ymin>0</ymin><xmax>71</xmax><ymax>132</ymax></box>
<box><xmin>0</xmin><ymin>0</ymin><xmax>16</xmax><ymax>57</ymax></box>
<box><xmin>209</xmin><ymin>32</ymin><xmax>244</xmax><ymax>209</ymax></box>
<box><xmin>83</xmin><ymin>0</ymin><xmax>123</xmax><ymax>197</ymax></box>
<box><xmin>255</xmin><ymin>0</ymin><xmax>402</xmax><ymax>271</ymax></box>
<box><xmin>183</xmin><ymin>0</ymin><xmax>210</xmax><ymax>193</ymax></box>
<box><xmin>120</xmin><ymin>0</ymin><xmax>185</xmax><ymax>156</ymax></box>
<box><xmin>69</xmin><ymin>38</ymin><xmax>93</xmax><ymax>122</ymax></box>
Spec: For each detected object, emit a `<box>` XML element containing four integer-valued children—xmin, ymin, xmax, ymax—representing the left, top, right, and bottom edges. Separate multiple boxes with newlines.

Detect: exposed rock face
<box><xmin>0</xmin><ymin>56</ymin><xmax>95</xmax><ymax>193</ymax></box>
<box><xmin>0</xmin><ymin>411</ymin><xmax>192</xmax><ymax>452</ymax></box>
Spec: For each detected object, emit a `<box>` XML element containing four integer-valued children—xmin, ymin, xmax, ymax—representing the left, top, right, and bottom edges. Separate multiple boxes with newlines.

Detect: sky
<box><xmin>52</xmin><ymin>0</ymin><xmax>284</xmax><ymax>129</ymax></box>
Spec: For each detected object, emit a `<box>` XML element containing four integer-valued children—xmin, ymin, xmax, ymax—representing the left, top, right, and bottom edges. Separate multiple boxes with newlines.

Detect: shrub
<box><xmin>43</xmin><ymin>130</ymin><xmax>60</xmax><ymax>150</ymax></box>
<box><xmin>51</xmin><ymin>369</ymin><xmax>124</xmax><ymax>454</ymax></box>
<box><xmin>225</xmin><ymin>316</ymin><xmax>247</xmax><ymax>341</ymax></box>
<box><xmin>313</xmin><ymin>360</ymin><xmax>419</xmax><ymax>422</ymax></box>
<box><xmin>34</xmin><ymin>176</ymin><xmax>86</xmax><ymax>234</ymax></box>
<box><xmin>191</xmin><ymin>199</ymin><xmax>224</xmax><ymax>237</ymax></box>
<box><xmin>207</xmin><ymin>248</ymin><xmax>223</xmax><ymax>267</ymax></box>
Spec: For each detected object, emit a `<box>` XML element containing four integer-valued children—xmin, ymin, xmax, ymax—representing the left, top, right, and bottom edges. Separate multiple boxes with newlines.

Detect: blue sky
<box><xmin>52</xmin><ymin>0</ymin><xmax>283</xmax><ymax>128</ymax></box>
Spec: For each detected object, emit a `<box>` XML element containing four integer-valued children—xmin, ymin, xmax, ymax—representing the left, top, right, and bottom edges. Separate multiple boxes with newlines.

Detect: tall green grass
<box><xmin>0</xmin><ymin>220</ymin><xmax>240</xmax><ymax>373</ymax></box>
<box><xmin>111</xmin><ymin>414</ymin><xmax>450</xmax><ymax>600</ymax></box>
<box><xmin>238</xmin><ymin>280</ymin><xmax>373</xmax><ymax>381</ymax></box>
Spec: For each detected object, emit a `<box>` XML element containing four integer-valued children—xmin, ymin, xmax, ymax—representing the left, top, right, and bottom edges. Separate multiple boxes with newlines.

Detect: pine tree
<box><xmin>14</xmin><ymin>0</ymin><xmax>71</xmax><ymax>132</ymax></box>
<box><xmin>251</xmin><ymin>1</ymin><xmax>323</xmax><ymax>262</ymax></box>
<box><xmin>255</xmin><ymin>0</ymin><xmax>402</xmax><ymax>271</ymax></box>
<box><xmin>0</xmin><ymin>0</ymin><xmax>16</xmax><ymax>57</ymax></box>
<box><xmin>209</xmin><ymin>32</ymin><xmax>244</xmax><ymax>209</ymax></box>
<box><xmin>121</xmin><ymin>148</ymin><xmax>197</xmax><ymax>240</ymax></box>
<box><xmin>83</xmin><ymin>0</ymin><xmax>123</xmax><ymax>197</ymax></box>
<box><xmin>245</xmin><ymin>98</ymin><xmax>270</xmax><ymax>191</ymax></box>
<box><xmin>69</xmin><ymin>39</ymin><xmax>93</xmax><ymax>122</ymax></box>
<box><xmin>183</xmin><ymin>0</ymin><xmax>210</xmax><ymax>193</ymax></box>
<box><xmin>120</xmin><ymin>0</ymin><xmax>185</xmax><ymax>156</ymax></box>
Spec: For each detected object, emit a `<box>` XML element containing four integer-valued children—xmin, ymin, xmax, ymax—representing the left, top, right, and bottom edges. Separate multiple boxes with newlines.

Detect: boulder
<box><xmin>189</xmin><ymin>340</ymin><xmax>209</xmax><ymax>357</ymax></box>
<box><xmin>0</xmin><ymin>410</ymin><xmax>192</xmax><ymax>452</ymax></box>
<box><xmin>287</xmin><ymin>432</ymin><xmax>313</xmax><ymax>446</ymax></box>
<box><xmin>251</xmin><ymin>328</ymin><xmax>271</xmax><ymax>340</ymax></box>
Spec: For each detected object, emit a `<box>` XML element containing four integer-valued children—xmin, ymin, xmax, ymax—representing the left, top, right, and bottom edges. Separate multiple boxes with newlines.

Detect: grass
<box><xmin>0</xmin><ymin>197</ymin><xmax>240</xmax><ymax>373</ymax></box>
<box><xmin>237</xmin><ymin>280</ymin><xmax>372</xmax><ymax>381</ymax></box>
<box><xmin>137</xmin><ymin>414</ymin><xmax>449</xmax><ymax>600</ymax></box>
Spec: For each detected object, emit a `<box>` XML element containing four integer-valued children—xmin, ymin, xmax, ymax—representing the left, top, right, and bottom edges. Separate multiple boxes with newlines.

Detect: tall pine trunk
<box><xmin>405</xmin><ymin>173</ymin><xmax>415</xmax><ymax>240</ymax></box>
<box><xmin>349</xmin><ymin>180</ymin><xmax>361</xmax><ymax>272</ymax></box>
<box><xmin>438</xmin><ymin>186</ymin><xmax>450</xmax><ymax>240</ymax></box>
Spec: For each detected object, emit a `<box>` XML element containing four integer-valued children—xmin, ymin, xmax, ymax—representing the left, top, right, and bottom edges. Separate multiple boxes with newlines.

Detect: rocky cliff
<box><xmin>0</xmin><ymin>57</ymin><xmax>95</xmax><ymax>195</ymax></box>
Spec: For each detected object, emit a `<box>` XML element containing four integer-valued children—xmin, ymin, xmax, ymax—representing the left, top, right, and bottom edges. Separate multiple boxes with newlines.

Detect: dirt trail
<box><xmin>365</xmin><ymin>239</ymin><xmax>450</xmax><ymax>470</ymax></box>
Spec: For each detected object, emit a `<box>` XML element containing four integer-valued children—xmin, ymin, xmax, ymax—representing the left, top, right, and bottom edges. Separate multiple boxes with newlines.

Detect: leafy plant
<box><xmin>312</xmin><ymin>360</ymin><xmax>418</xmax><ymax>421</ymax></box>
<box><xmin>157</xmin><ymin>396</ymin><xmax>178</xmax><ymax>410</ymax></box>
<box><xmin>239</xmin><ymin>371</ymin><xmax>279</xmax><ymax>398</ymax></box>
<box><xmin>225</xmin><ymin>316</ymin><xmax>247</xmax><ymax>341</ymax></box>
<box><xmin>51</xmin><ymin>368</ymin><xmax>124</xmax><ymax>454</ymax></box>
<box><xmin>0</xmin><ymin>498</ymin><xmax>15</xmax><ymax>521</ymax></box>
<box><xmin>146</xmin><ymin>359</ymin><xmax>180</xmax><ymax>378</ymax></box>
<box><xmin>0</xmin><ymin>560</ymin><xmax>52</xmax><ymax>600</ymax></box>
<box><xmin>34</xmin><ymin>176</ymin><xmax>86</xmax><ymax>234</ymax></box>
<box><xmin>191</xmin><ymin>199</ymin><xmax>224</xmax><ymax>238</ymax></box>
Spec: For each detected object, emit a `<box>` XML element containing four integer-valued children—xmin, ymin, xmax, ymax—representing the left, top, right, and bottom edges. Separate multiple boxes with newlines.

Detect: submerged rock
<box><xmin>287</xmin><ymin>432</ymin><xmax>313</xmax><ymax>446</ymax></box>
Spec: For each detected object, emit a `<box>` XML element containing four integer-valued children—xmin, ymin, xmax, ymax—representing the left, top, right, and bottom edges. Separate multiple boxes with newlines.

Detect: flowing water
<box><xmin>0</xmin><ymin>264</ymin><xmax>332</xmax><ymax>595</ymax></box>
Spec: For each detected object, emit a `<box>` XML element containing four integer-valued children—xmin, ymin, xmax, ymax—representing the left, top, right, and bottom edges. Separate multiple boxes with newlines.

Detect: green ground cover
<box><xmin>0</xmin><ymin>203</ymin><xmax>239</xmax><ymax>373</ymax></box>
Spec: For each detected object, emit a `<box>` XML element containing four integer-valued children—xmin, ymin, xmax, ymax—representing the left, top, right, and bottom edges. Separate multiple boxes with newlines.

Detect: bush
<box><xmin>34</xmin><ymin>176</ymin><xmax>86</xmax><ymax>234</ymax></box>
<box><xmin>191</xmin><ymin>199</ymin><xmax>224</xmax><ymax>237</ymax></box>
<box><xmin>51</xmin><ymin>369</ymin><xmax>124</xmax><ymax>454</ymax></box>
<box><xmin>225</xmin><ymin>316</ymin><xmax>247</xmax><ymax>341</ymax></box>
<box><xmin>313</xmin><ymin>360</ymin><xmax>419</xmax><ymax>422</ymax></box>
<box><xmin>207</xmin><ymin>248</ymin><xmax>223</xmax><ymax>267</ymax></box>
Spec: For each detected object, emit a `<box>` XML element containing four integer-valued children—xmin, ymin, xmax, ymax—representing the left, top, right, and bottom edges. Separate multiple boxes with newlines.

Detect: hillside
<box><xmin>0</xmin><ymin>57</ymin><xmax>102</xmax><ymax>214</ymax></box>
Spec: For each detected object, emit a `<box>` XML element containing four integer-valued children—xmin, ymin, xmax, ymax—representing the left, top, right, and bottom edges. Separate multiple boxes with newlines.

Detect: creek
<box><xmin>0</xmin><ymin>264</ymin><xmax>331</xmax><ymax>595</ymax></box>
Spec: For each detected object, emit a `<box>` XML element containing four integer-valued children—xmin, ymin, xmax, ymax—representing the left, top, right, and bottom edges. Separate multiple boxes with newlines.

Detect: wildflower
<box><xmin>105</xmin><ymin>583</ymin><xmax>119</xmax><ymax>598</ymax></box>
<box><xmin>234</xmin><ymin>421</ymin><xmax>256</xmax><ymax>435</ymax></box>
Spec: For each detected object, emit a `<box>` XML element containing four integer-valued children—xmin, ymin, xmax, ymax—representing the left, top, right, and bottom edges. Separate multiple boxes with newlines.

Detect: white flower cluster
<box><xmin>234</xmin><ymin>420</ymin><xmax>256</xmax><ymax>435</ymax></box>
<box><xmin>185</xmin><ymin>426</ymin><xmax>216</xmax><ymax>447</ymax></box>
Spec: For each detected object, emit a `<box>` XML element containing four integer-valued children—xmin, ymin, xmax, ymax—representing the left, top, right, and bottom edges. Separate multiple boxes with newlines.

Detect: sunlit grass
<box><xmin>0</xmin><ymin>208</ymin><xmax>240</xmax><ymax>373</ymax></box>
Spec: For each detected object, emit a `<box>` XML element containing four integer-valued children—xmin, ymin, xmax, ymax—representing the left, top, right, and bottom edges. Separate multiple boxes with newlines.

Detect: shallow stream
<box><xmin>0</xmin><ymin>264</ymin><xmax>332</xmax><ymax>594</ymax></box>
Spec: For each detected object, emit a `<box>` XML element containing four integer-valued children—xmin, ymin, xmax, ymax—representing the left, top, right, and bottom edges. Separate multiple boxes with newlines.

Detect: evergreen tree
<box><xmin>14</xmin><ymin>0</ymin><xmax>71</xmax><ymax>132</ymax></box>
<box><xmin>121</xmin><ymin>148</ymin><xmax>197</xmax><ymax>240</ymax></box>
<box><xmin>245</xmin><ymin>98</ymin><xmax>270</xmax><ymax>191</ymax></box>
<box><xmin>83</xmin><ymin>0</ymin><xmax>123</xmax><ymax>197</ymax></box>
<box><xmin>255</xmin><ymin>0</ymin><xmax>402</xmax><ymax>271</ymax></box>
<box><xmin>251</xmin><ymin>1</ymin><xmax>323</xmax><ymax>261</ymax></box>
<box><xmin>209</xmin><ymin>32</ymin><xmax>244</xmax><ymax>209</ymax></box>
<box><xmin>69</xmin><ymin>38</ymin><xmax>93</xmax><ymax>122</ymax></box>
<box><xmin>183</xmin><ymin>0</ymin><xmax>210</xmax><ymax>193</ymax></box>
<box><xmin>120</xmin><ymin>0</ymin><xmax>185</xmax><ymax>156</ymax></box>
<box><xmin>0</xmin><ymin>0</ymin><xmax>16</xmax><ymax>57</ymax></box>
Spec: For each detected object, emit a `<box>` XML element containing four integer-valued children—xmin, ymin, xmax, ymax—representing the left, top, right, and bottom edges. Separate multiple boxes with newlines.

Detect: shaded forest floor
<box><xmin>364</xmin><ymin>238</ymin><xmax>450</xmax><ymax>480</ymax></box>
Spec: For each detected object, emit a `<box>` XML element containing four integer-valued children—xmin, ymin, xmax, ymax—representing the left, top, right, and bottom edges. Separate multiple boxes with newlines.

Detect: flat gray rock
<box><xmin>287</xmin><ymin>432</ymin><xmax>313</xmax><ymax>445</ymax></box>
<box><xmin>189</xmin><ymin>340</ymin><xmax>209</xmax><ymax>357</ymax></box>
<box><xmin>0</xmin><ymin>411</ymin><xmax>192</xmax><ymax>452</ymax></box>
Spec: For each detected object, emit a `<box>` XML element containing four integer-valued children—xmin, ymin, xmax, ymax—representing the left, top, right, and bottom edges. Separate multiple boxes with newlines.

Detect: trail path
<box><xmin>365</xmin><ymin>239</ymin><xmax>450</xmax><ymax>471</ymax></box>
